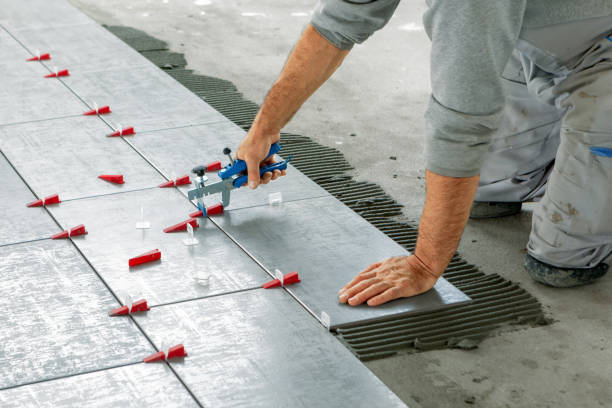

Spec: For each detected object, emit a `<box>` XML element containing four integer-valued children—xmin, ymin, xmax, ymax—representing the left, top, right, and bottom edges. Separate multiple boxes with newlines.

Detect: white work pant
<box><xmin>476</xmin><ymin>35</ymin><xmax>612</xmax><ymax>269</ymax></box>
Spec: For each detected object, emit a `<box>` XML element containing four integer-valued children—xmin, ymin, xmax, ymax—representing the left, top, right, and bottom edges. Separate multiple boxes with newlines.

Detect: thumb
<box><xmin>245</xmin><ymin>156</ymin><xmax>261</xmax><ymax>189</ymax></box>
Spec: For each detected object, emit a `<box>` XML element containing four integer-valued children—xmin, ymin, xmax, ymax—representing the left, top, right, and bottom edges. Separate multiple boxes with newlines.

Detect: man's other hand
<box><xmin>338</xmin><ymin>255</ymin><xmax>439</xmax><ymax>306</ymax></box>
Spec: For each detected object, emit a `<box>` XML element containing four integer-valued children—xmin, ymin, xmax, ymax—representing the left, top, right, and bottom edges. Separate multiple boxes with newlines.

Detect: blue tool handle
<box><xmin>219</xmin><ymin>143</ymin><xmax>282</xmax><ymax>179</ymax></box>
<box><xmin>233</xmin><ymin>156</ymin><xmax>292</xmax><ymax>188</ymax></box>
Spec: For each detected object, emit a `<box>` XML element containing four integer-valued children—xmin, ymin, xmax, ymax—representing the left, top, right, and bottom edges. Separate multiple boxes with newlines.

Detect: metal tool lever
<box><xmin>223</xmin><ymin>147</ymin><xmax>234</xmax><ymax>165</ymax></box>
<box><xmin>232</xmin><ymin>156</ymin><xmax>292</xmax><ymax>188</ymax></box>
<box><xmin>218</xmin><ymin>142</ymin><xmax>282</xmax><ymax>180</ymax></box>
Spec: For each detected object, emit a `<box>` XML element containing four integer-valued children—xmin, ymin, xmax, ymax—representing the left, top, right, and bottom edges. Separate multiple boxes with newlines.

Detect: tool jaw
<box><xmin>187</xmin><ymin>176</ymin><xmax>207</xmax><ymax>201</ymax></box>
<box><xmin>187</xmin><ymin>178</ymin><xmax>234</xmax><ymax>207</ymax></box>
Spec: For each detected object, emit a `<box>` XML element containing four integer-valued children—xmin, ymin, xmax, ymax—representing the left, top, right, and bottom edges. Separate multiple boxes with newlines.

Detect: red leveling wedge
<box><xmin>143</xmin><ymin>344</ymin><xmax>188</xmax><ymax>363</ymax></box>
<box><xmin>51</xmin><ymin>224</ymin><xmax>87</xmax><ymax>240</ymax></box>
<box><xmin>163</xmin><ymin>218</ymin><xmax>198</xmax><ymax>233</ymax></box>
<box><xmin>174</xmin><ymin>175</ymin><xmax>191</xmax><ymax>186</ymax></box>
<box><xmin>44</xmin><ymin>194</ymin><xmax>61</xmax><ymax>205</ymax></box>
<box><xmin>45</xmin><ymin>69</ymin><xmax>69</xmax><ymax>78</ymax></box>
<box><xmin>26</xmin><ymin>199</ymin><xmax>43</xmax><ymax>207</ymax></box>
<box><xmin>206</xmin><ymin>203</ymin><xmax>224</xmax><ymax>216</ymax></box>
<box><xmin>129</xmin><ymin>249</ymin><xmax>161</xmax><ymax>267</ymax></box>
<box><xmin>187</xmin><ymin>204</ymin><xmax>223</xmax><ymax>219</ymax></box>
<box><xmin>109</xmin><ymin>299</ymin><xmax>150</xmax><ymax>316</ymax></box>
<box><xmin>158</xmin><ymin>180</ymin><xmax>174</xmax><ymax>188</ymax></box>
<box><xmin>27</xmin><ymin>194</ymin><xmax>61</xmax><ymax>207</ymax></box>
<box><xmin>27</xmin><ymin>53</ymin><xmax>51</xmax><ymax>61</ymax></box>
<box><xmin>159</xmin><ymin>180</ymin><xmax>175</xmax><ymax>188</ymax></box>
<box><xmin>51</xmin><ymin>230</ymin><xmax>69</xmax><ymax>240</ymax></box>
<box><xmin>189</xmin><ymin>209</ymin><xmax>204</xmax><ymax>218</ymax></box>
<box><xmin>206</xmin><ymin>161</ymin><xmax>222</xmax><ymax>171</ymax></box>
<box><xmin>98</xmin><ymin>174</ymin><xmax>124</xmax><ymax>184</ymax></box>
<box><xmin>160</xmin><ymin>175</ymin><xmax>190</xmax><ymax>188</ymax></box>
<box><xmin>263</xmin><ymin>271</ymin><xmax>301</xmax><ymax>289</ymax></box>
<box><xmin>70</xmin><ymin>224</ymin><xmax>87</xmax><ymax>237</ymax></box>
<box><xmin>108</xmin><ymin>127</ymin><xmax>135</xmax><ymax>137</ymax></box>
<box><xmin>83</xmin><ymin>105</ymin><xmax>111</xmax><ymax>115</ymax></box>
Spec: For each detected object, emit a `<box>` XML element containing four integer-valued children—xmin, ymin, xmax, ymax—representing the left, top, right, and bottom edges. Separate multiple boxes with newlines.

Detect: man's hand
<box><xmin>340</xmin><ymin>171</ymin><xmax>480</xmax><ymax>307</ymax></box>
<box><xmin>338</xmin><ymin>255</ymin><xmax>438</xmax><ymax>306</ymax></box>
<box><xmin>236</xmin><ymin>132</ymin><xmax>286</xmax><ymax>189</ymax></box>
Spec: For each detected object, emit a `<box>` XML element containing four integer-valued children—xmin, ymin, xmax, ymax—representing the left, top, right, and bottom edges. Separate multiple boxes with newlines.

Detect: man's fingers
<box><xmin>260</xmin><ymin>170</ymin><xmax>281</xmax><ymax>184</ymax></box>
<box><xmin>260</xmin><ymin>172</ymin><xmax>273</xmax><ymax>185</ymax></box>
<box><xmin>347</xmin><ymin>282</ymin><xmax>390</xmax><ymax>306</ymax></box>
<box><xmin>339</xmin><ymin>268</ymin><xmax>378</xmax><ymax>294</ymax></box>
<box><xmin>366</xmin><ymin>287</ymin><xmax>402</xmax><ymax>307</ymax></box>
<box><xmin>360</xmin><ymin>262</ymin><xmax>383</xmax><ymax>275</ymax></box>
<box><xmin>245</xmin><ymin>157</ymin><xmax>261</xmax><ymax>189</ymax></box>
<box><xmin>270</xmin><ymin>170</ymin><xmax>282</xmax><ymax>181</ymax></box>
<box><xmin>340</xmin><ymin>262</ymin><xmax>382</xmax><ymax>291</ymax></box>
<box><xmin>339</xmin><ymin>278</ymin><xmax>379</xmax><ymax>303</ymax></box>
<box><xmin>262</xmin><ymin>154</ymin><xmax>276</xmax><ymax>166</ymax></box>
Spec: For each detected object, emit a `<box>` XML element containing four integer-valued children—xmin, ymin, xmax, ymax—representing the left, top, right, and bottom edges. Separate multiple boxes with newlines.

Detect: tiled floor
<box><xmin>0</xmin><ymin>0</ymin><xmax>469</xmax><ymax>405</ymax></box>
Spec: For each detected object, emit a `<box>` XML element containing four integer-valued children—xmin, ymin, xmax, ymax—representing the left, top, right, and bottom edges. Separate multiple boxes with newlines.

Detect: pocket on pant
<box><xmin>549</xmin><ymin>133</ymin><xmax>612</xmax><ymax>235</ymax></box>
<box><xmin>560</xmin><ymin>64</ymin><xmax>612</xmax><ymax>133</ymax></box>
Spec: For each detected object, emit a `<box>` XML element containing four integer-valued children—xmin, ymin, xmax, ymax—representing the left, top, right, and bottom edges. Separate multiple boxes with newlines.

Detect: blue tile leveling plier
<box><xmin>187</xmin><ymin>143</ymin><xmax>292</xmax><ymax>209</ymax></box>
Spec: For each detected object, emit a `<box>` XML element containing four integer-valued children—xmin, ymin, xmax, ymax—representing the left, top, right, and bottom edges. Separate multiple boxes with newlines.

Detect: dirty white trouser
<box><xmin>475</xmin><ymin>52</ymin><xmax>564</xmax><ymax>203</ymax></box>
<box><xmin>476</xmin><ymin>35</ymin><xmax>612</xmax><ymax>268</ymax></box>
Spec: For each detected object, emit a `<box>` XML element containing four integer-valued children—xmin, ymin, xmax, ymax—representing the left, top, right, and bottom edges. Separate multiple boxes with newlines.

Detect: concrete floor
<box><xmin>69</xmin><ymin>1</ymin><xmax>611</xmax><ymax>407</ymax></box>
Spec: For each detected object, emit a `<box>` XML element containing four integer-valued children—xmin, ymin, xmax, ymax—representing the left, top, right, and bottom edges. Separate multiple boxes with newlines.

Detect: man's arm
<box><xmin>339</xmin><ymin>1</ymin><xmax>527</xmax><ymax>306</ymax></box>
<box><xmin>339</xmin><ymin>171</ymin><xmax>478</xmax><ymax>306</ymax></box>
<box><xmin>236</xmin><ymin>25</ymin><xmax>349</xmax><ymax>189</ymax></box>
<box><xmin>237</xmin><ymin>0</ymin><xmax>399</xmax><ymax>187</ymax></box>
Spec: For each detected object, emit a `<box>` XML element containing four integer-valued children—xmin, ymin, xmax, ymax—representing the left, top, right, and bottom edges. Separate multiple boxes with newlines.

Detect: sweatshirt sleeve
<box><xmin>423</xmin><ymin>0</ymin><xmax>527</xmax><ymax>177</ymax></box>
<box><xmin>310</xmin><ymin>0</ymin><xmax>400</xmax><ymax>50</ymax></box>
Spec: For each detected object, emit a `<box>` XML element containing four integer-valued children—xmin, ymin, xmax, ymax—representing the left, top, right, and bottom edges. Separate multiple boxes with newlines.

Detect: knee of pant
<box><xmin>553</xmin><ymin>128</ymin><xmax>612</xmax><ymax>188</ymax></box>
<box><xmin>528</xmin><ymin>213</ymin><xmax>612</xmax><ymax>268</ymax></box>
<box><xmin>538</xmin><ymin>129</ymin><xmax>612</xmax><ymax>243</ymax></box>
<box><xmin>559</xmin><ymin>67</ymin><xmax>612</xmax><ymax>134</ymax></box>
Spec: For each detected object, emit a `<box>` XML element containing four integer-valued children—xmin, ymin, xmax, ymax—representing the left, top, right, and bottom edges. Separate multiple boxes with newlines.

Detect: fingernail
<box><xmin>248</xmin><ymin>181</ymin><xmax>256</xmax><ymax>189</ymax></box>
<box><xmin>339</xmin><ymin>293</ymin><xmax>348</xmax><ymax>302</ymax></box>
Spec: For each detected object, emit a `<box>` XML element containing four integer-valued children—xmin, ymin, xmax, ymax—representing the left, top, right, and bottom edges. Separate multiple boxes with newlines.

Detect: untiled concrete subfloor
<box><xmin>69</xmin><ymin>1</ymin><xmax>611</xmax><ymax>407</ymax></box>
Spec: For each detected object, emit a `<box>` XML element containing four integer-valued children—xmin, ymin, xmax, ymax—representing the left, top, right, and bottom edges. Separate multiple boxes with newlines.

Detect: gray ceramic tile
<box><xmin>0</xmin><ymin>116</ymin><xmax>166</xmax><ymax>200</ymax></box>
<box><xmin>15</xmin><ymin>23</ymin><xmax>150</xmax><ymax>73</ymax></box>
<box><xmin>215</xmin><ymin>195</ymin><xmax>471</xmax><ymax>329</ymax></box>
<box><xmin>135</xmin><ymin>289</ymin><xmax>407</xmax><ymax>408</ymax></box>
<box><xmin>0</xmin><ymin>153</ymin><xmax>60</xmax><ymax>245</ymax></box>
<box><xmin>0</xmin><ymin>28</ymin><xmax>30</xmax><ymax>62</ymax></box>
<box><xmin>48</xmin><ymin>188</ymin><xmax>271</xmax><ymax>306</ymax></box>
<box><xmin>0</xmin><ymin>0</ymin><xmax>93</xmax><ymax>32</ymax></box>
<box><xmin>61</xmin><ymin>64</ymin><xmax>228</xmax><ymax>133</ymax></box>
<box><xmin>128</xmin><ymin>121</ymin><xmax>329</xmax><ymax>210</ymax></box>
<box><xmin>0</xmin><ymin>240</ymin><xmax>153</xmax><ymax>389</ymax></box>
<box><xmin>0</xmin><ymin>364</ymin><xmax>198</xmax><ymax>407</ymax></box>
<box><xmin>0</xmin><ymin>56</ymin><xmax>85</xmax><ymax>126</ymax></box>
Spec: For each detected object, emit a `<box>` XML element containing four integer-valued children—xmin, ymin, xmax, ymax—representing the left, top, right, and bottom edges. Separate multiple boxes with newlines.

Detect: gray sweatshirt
<box><xmin>311</xmin><ymin>0</ymin><xmax>612</xmax><ymax>177</ymax></box>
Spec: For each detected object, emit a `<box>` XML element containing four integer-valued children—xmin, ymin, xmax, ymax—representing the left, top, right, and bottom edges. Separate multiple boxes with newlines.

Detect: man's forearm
<box><xmin>338</xmin><ymin>171</ymin><xmax>479</xmax><ymax>306</ymax></box>
<box><xmin>250</xmin><ymin>24</ymin><xmax>350</xmax><ymax>137</ymax></box>
<box><xmin>413</xmin><ymin>170</ymin><xmax>480</xmax><ymax>277</ymax></box>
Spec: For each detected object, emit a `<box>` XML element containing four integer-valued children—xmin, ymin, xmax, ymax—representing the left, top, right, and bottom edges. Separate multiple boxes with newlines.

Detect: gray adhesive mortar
<box><xmin>104</xmin><ymin>25</ymin><xmax>548</xmax><ymax>361</ymax></box>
